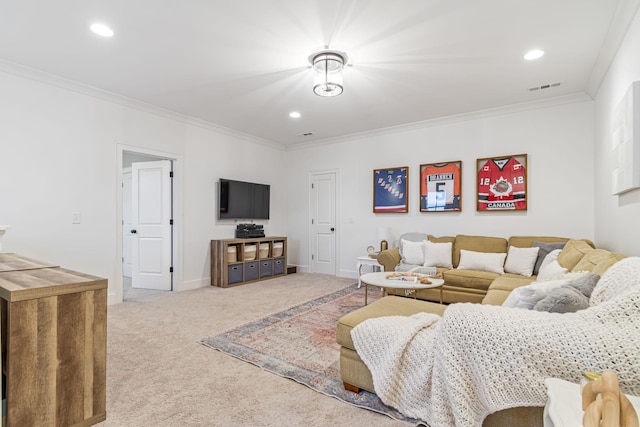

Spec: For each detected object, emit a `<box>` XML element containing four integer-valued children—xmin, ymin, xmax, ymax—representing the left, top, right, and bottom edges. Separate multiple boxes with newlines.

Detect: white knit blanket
<box><xmin>351</xmin><ymin>256</ymin><xmax>640</xmax><ymax>427</ymax></box>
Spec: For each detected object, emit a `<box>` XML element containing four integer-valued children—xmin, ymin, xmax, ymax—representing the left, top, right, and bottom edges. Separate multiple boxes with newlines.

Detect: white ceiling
<box><xmin>0</xmin><ymin>0</ymin><xmax>637</xmax><ymax>147</ymax></box>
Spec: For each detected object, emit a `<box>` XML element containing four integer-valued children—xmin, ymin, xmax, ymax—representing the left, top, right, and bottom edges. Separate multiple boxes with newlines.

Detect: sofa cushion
<box><xmin>504</xmin><ymin>246</ymin><xmax>539</xmax><ymax>277</ymax></box>
<box><xmin>443</xmin><ymin>268</ymin><xmax>499</xmax><ymax>291</ymax></box>
<box><xmin>457</xmin><ymin>249</ymin><xmax>506</xmax><ymax>274</ymax></box>
<box><xmin>452</xmin><ymin>235</ymin><xmax>508</xmax><ymax>267</ymax></box>
<box><xmin>427</xmin><ymin>235</ymin><xmax>456</xmax><ymax>244</ymax></box>
<box><xmin>507</xmin><ymin>236</ymin><xmax>570</xmax><ymax>248</ymax></box>
<box><xmin>423</xmin><ymin>240</ymin><xmax>453</xmax><ymax>269</ymax></box>
<box><xmin>592</xmin><ymin>253</ymin><xmax>626</xmax><ymax>276</ymax></box>
<box><xmin>557</xmin><ymin>239</ymin><xmax>594</xmax><ymax>270</ymax></box>
<box><xmin>481</xmin><ymin>274</ymin><xmax>536</xmax><ymax>305</ymax></box>
<box><xmin>537</xmin><ymin>259</ymin><xmax>568</xmax><ymax>281</ymax></box>
<box><xmin>336</xmin><ymin>296</ymin><xmax>446</xmax><ymax>350</ymax></box>
<box><xmin>572</xmin><ymin>249</ymin><xmax>620</xmax><ymax>274</ymax></box>
<box><xmin>532</xmin><ymin>241</ymin><xmax>567</xmax><ymax>275</ymax></box>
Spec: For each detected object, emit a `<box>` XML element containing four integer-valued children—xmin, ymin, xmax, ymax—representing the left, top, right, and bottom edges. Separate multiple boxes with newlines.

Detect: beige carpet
<box><xmin>98</xmin><ymin>273</ymin><xmax>407</xmax><ymax>426</ymax></box>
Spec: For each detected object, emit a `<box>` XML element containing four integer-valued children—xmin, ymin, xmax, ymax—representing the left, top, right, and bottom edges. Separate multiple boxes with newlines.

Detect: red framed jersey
<box><xmin>477</xmin><ymin>156</ymin><xmax>527</xmax><ymax>211</ymax></box>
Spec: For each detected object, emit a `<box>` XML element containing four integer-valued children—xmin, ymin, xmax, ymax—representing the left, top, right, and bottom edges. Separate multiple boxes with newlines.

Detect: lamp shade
<box><xmin>377</xmin><ymin>226</ymin><xmax>392</xmax><ymax>241</ymax></box>
<box><xmin>310</xmin><ymin>51</ymin><xmax>347</xmax><ymax>97</ymax></box>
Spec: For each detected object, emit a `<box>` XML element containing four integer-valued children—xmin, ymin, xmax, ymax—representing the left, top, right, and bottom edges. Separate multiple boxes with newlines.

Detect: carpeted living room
<box><xmin>2</xmin><ymin>1</ymin><xmax>640</xmax><ymax>426</ymax></box>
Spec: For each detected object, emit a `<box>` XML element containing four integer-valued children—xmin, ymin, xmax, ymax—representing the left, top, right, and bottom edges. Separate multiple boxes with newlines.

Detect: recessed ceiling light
<box><xmin>524</xmin><ymin>49</ymin><xmax>544</xmax><ymax>61</ymax></box>
<box><xmin>90</xmin><ymin>23</ymin><xmax>114</xmax><ymax>37</ymax></box>
<box><xmin>289</xmin><ymin>112</ymin><xmax>301</xmax><ymax>118</ymax></box>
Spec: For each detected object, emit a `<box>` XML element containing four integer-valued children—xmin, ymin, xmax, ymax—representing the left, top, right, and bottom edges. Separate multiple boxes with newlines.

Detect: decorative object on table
<box><xmin>582</xmin><ymin>370</ymin><xmax>639</xmax><ymax>427</ymax></box>
<box><xmin>377</xmin><ymin>226</ymin><xmax>392</xmax><ymax>251</ymax></box>
<box><xmin>366</xmin><ymin>245</ymin><xmax>375</xmax><ymax>255</ymax></box>
<box><xmin>420</xmin><ymin>161</ymin><xmax>462</xmax><ymax>212</ymax></box>
<box><xmin>385</xmin><ymin>272</ymin><xmax>433</xmax><ymax>284</ymax></box>
<box><xmin>373</xmin><ymin>166</ymin><xmax>408</xmax><ymax>213</ymax></box>
<box><xmin>476</xmin><ymin>153</ymin><xmax>527</xmax><ymax>211</ymax></box>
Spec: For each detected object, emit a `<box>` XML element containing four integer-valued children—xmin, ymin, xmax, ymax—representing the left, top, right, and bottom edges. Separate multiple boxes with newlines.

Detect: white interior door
<box><xmin>122</xmin><ymin>169</ymin><xmax>133</xmax><ymax>278</ymax></box>
<box><xmin>131</xmin><ymin>160</ymin><xmax>172</xmax><ymax>290</ymax></box>
<box><xmin>310</xmin><ymin>172</ymin><xmax>337</xmax><ymax>275</ymax></box>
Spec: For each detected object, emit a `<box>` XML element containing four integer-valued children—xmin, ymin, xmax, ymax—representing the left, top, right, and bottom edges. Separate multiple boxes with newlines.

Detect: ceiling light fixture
<box><xmin>90</xmin><ymin>23</ymin><xmax>114</xmax><ymax>37</ymax></box>
<box><xmin>524</xmin><ymin>49</ymin><xmax>544</xmax><ymax>61</ymax></box>
<box><xmin>309</xmin><ymin>49</ymin><xmax>348</xmax><ymax>97</ymax></box>
<box><xmin>289</xmin><ymin>111</ymin><xmax>301</xmax><ymax>118</ymax></box>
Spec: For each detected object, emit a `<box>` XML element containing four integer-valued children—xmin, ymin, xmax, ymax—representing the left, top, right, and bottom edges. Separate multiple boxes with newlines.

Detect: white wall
<box><xmin>286</xmin><ymin>101</ymin><xmax>596</xmax><ymax>278</ymax></box>
<box><xmin>0</xmin><ymin>68</ymin><xmax>287</xmax><ymax>303</ymax></box>
<box><xmin>594</xmin><ymin>7</ymin><xmax>640</xmax><ymax>256</ymax></box>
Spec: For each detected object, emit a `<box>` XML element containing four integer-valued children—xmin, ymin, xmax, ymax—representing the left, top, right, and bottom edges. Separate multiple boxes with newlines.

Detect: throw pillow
<box><xmin>502</xmin><ymin>278</ymin><xmax>570</xmax><ymax>309</ymax></box>
<box><xmin>504</xmin><ymin>246</ymin><xmax>540</xmax><ymax>277</ymax></box>
<box><xmin>532</xmin><ymin>241</ymin><xmax>566</xmax><ymax>275</ymax></box>
<box><xmin>423</xmin><ymin>240</ymin><xmax>453</xmax><ymax>269</ymax></box>
<box><xmin>537</xmin><ymin>258</ymin><xmax>568</xmax><ymax>281</ymax></box>
<box><xmin>566</xmin><ymin>272</ymin><xmax>600</xmax><ymax>298</ymax></box>
<box><xmin>400</xmin><ymin>239</ymin><xmax>425</xmax><ymax>265</ymax></box>
<box><xmin>457</xmin><ymin>250</ymin><xmax>506</xmax><ymax>274</ymax></box>
<box><xmin>537</xmin><ymin>249</ymin><xmax>562</xmax><ymax>273</ymax></box>
<box><xmin>533</xmin><ymin>286</ymin><xmax>590</xmax><ymax>313</ymax></box>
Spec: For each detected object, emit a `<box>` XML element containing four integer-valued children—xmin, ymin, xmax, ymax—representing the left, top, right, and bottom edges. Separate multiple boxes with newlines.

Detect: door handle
<box><xmin>330</xmin><ymin>227</ymin><xmax>335</xmax><ymax>232</ymax></box>
<box><xmin>131</xmin><ymin>229</ymin><xmax>137</xmax><ymax>234</ymax></box>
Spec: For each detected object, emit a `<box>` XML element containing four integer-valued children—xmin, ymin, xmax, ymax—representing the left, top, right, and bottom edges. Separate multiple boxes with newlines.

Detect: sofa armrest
<box><xmin>376</xmin><ymin>248</ymin><xmax>400</xmax><ymax>271</ymax></box>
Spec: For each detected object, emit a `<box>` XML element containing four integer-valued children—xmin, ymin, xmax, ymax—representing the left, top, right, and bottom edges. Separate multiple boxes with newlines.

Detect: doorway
<box><xmin>309</xmin><ymin>170</ymin><xmax>339</xmax><ymax>275</ymax></box>
<box><xmin>116</xmin><ymin>146</ymin><xmax>181</xmax><ymax>304</ymax></box>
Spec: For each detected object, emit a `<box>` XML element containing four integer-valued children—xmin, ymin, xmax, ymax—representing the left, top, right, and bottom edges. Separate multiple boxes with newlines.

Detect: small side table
<box><xmin>356</xmin><ymin>255</ymin><xmax>383</xmax><ymax>288</ymax></box>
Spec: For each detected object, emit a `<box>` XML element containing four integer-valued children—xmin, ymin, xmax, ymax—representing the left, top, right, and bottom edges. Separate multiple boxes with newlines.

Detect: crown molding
<box><xmin>286</xmin><ymin>92</ymin><xmax>592</xmax><ymax>151</ymax></box>
<box><xmin>0</xmin><ymin>59</ymin><xmax>286</xmax><ymax>151</ymax></box>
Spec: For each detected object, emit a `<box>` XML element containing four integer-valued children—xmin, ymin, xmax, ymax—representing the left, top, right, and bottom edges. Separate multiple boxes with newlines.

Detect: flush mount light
<box><xmin>90</xmin><ymin>23</ymin><xmax>114</xmax><ymax>37</ymax></box>
<box><xmin>308</xmin><ymin>49</ymin><xmax>348</xmax><ymax>97</ymax></box>
<box><xmin>524</xmin><ymin>49</ymin><xmax>544</xmax><ymax>61</ymax></box>
<box><xmin>289</xmin><ymin>111</ymin><xmax>301</xmax><ymax>118</ymax></box>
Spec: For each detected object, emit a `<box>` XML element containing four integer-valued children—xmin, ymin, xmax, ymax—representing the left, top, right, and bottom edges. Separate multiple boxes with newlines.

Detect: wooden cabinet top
<box><xmin>0</xmin><ymin>253</ymin><xmax>107</xmax><ymax>302</ymax></box>
<box><xmin>212</xmin><ymin>236</ymin><xmax>287</xmax><ymax>244</ymax></box>
<box><xmin>0</xmin><ymin>253</ymin><xmax>58</xmax><ymax>272</ymax></box>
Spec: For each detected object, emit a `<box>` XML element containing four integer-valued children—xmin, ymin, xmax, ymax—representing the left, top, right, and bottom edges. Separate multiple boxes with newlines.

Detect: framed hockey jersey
<box><xmin>420</xmin><ymin>161</ymin><xmax>462</xmax><ymax>212</ymax></box>
<box><xmin>373</xmin><ymin>166</ymin><xmax>409</xmax><ymax>213</ymax></box>
<box><xmin>476</xmin><ymin>154</ymin><xmax>527</xmax><ymax>211</ymax></box>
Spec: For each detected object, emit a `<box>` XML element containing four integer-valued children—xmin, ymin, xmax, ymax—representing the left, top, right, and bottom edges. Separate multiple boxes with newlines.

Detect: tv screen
<box><xmin>219</xmin><ymin>179</ymin><xmax>270</xmax><ymax>220</ymax></box>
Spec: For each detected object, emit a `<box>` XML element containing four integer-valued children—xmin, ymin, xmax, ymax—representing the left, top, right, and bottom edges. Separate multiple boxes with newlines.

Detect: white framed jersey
<box><xmin>420</xmin><ymin>161</ymin><xmax>462</xmax><ymax>212</ymax></box>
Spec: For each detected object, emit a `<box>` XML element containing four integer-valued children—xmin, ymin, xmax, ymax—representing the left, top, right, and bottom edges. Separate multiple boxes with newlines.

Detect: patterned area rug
<box><xmin>200</xmin><ymin>284</ymin><xmax>416</xmax><ymax>424</ymax></box>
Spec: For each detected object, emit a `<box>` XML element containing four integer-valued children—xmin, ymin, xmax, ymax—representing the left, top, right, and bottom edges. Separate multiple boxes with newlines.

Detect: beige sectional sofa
<box><xmin>338</xmin><ymin>236</ymin><xmax>627</xmax><ymax>427</ymax></box>
<box><xmin>377</xmin><ymin>234</ymin><xmax>595</xmax><ymax>304</ymax></box>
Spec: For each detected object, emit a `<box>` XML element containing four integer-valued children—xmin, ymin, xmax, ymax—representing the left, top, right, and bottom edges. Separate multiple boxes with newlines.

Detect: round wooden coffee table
<box><xmin>360</xmin><ymin>271</ymin><xmax>444</xmax><ymax>305</ymax></box>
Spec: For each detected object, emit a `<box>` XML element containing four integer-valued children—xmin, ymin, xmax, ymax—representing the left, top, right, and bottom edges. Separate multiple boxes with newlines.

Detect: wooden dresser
<box><xmin>0</xmin><ymin>253</ymin><xmax>107</xmax><ymax>427</ymax></box>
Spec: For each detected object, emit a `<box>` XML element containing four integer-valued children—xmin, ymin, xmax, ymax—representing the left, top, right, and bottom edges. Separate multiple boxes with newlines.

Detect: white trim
<box><xmin>0</xmin><ymin>59</ymin><xmax>285</xmax><ymax>152</ymax></box>
<box><xmin>286</xmin><ymin>93</ymin><xmax>592</xmax><ymax>151</ymax></box>
<box><xmin>114</xmin><ymin>143</ymin><xmax>184</xmax><ymax>305</ymax></box>
<box><xmin>180</xmin><ymin>278</ymin><xmax>210</xmax><ymax>292</ymax></box>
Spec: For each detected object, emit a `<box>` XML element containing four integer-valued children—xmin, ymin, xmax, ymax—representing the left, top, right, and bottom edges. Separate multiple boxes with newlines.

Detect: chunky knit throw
<box><xmin>351</xmin><ymin>257</ymin><xmax>640</xmax><ymax>427</ymax></box>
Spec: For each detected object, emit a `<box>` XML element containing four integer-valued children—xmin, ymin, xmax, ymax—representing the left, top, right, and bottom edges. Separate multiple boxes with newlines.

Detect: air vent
<box><xmin>528</xmin><ymin>82</ymin><xmax>562</xmax><ymax>92</ymax></box>
<box><xmin>299</xmin><ymin>132</ymin><xmax>314</xmax><ymax>137</ymax></box>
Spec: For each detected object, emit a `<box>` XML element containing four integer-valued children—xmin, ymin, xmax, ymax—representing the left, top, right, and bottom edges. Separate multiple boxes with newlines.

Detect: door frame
<box><xmin>115</xmin><ymin>144</ymin><xmax>183</xmax><ymax>304</ymax></box>
<box><xmin>308</xmin><ymin>169</ymin><xmax>340</xmax><ymax>275</ymax></box>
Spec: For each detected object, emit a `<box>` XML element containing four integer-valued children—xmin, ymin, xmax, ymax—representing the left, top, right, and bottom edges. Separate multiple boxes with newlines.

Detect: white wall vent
<box><xmin>528</xmin><ymin>82</ymin><xmax>562</xmax><ymax>92</ymax></box>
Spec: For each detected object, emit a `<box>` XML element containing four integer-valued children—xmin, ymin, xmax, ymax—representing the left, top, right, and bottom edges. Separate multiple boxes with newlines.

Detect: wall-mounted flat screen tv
<box><xmin>219</xmin><ymin>179</ymin><xmax>270</xmax><ymax>220</ymax></box>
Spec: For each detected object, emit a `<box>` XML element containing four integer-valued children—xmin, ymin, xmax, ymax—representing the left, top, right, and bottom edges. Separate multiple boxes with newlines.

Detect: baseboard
<box><xmin>176</xmin><ymin>278</ymin><xmax>210</xmax><ymax>292</ymax></box>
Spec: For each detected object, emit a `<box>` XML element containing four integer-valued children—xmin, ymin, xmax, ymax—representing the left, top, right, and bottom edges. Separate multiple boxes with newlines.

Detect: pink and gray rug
<box><xmin>200</xmin><ymin>284</ymin><xmax>416</xmax><ymax>424</ymax></box>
